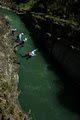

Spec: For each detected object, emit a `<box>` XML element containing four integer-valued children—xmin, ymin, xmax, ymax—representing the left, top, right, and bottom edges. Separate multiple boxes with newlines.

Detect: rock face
<box><xmin>0</xmin><ymin>15</ymin><xmax>29</xmax><ymax>120</ymax></box>
<box><xmin>0</xmin><ymin>0</ymin><xmax>11</xmax><ymax>10</ymax></box>
<box><xmin>20</xmin><ymin>12</ymin><xmax>80</xmax><ymax>82</ymax></box>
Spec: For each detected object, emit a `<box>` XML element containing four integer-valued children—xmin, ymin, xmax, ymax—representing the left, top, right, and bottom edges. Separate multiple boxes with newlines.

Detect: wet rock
<box><xmin>46</xmin><ymin>32</ymin><xmax>51</xmax><ymax>37</ymax></box>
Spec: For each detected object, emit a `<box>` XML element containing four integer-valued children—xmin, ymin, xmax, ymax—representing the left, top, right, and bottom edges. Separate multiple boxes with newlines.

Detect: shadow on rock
<box><xmin>48</xmin><ymin>62</ymin><xmax>80</xmax><ymax>115</ymax></box>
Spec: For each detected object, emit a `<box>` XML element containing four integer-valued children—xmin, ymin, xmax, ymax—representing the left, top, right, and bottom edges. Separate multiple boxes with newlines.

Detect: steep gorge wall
<box><xmin>52</xmin><ymin>41</ymin><xmax>80</xmax><ymax>82</ymax></box>
<box><xmin>20</xmin><ymin>12</ymin><xmax>80</xmax><ymax>82</ymax></box>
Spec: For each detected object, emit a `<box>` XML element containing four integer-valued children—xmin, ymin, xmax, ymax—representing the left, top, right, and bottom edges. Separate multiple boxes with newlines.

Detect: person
<box><xmin>14</xmin><ymin>38</ymin><xmax>28</xmax><ymax>51</ymax></box>
<box><xmin>11</xmin><ymin>29</ymin><xmax>17</xmax><ymax>35</ymax></box>
<box><xmin>18</xmin><ymin>49</ymin><xmax>37</xmax><ymax>60</ymax></box>
<box><xmin>26</xmin><ymin>49</ymin><xmax>37</xmax><ymax>59</ymax></box>
<box><xmin>21</xmin><ymin>38</ymin><xmax>28</xmax><ymax>46</ymax></box>
<box><xmin>18</xmin><ymin>38</ymin><xmax>28</xmax><ymax>47</ymax></box>
<box><xmin>16</xmin><ymin>33</ymin><xmax>24</xmax><ymax>42</ymax></box>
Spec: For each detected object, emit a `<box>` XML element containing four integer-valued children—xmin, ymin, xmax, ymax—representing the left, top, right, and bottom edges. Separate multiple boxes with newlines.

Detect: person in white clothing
<box><xmin>11</xmin><ymin>29</ymin><xmax>17</xmax><ymax>35</ymax></box>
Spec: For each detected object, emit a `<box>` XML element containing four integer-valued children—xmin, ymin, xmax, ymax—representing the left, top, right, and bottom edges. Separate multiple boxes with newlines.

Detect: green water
<box><xmin>0</xmin><ymin>8</ymin><xmax>80</xmax><ymax>120</ymax></box>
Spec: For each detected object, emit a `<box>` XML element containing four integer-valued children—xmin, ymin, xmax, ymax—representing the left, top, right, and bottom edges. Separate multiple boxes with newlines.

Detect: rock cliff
<box><xmin>0</xmin><ymin>14</ymin><xmax>29</xmax><ymax>120</ymax></box>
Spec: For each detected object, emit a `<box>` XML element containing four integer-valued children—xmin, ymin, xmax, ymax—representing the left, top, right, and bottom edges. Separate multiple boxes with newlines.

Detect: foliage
<box><xmin>17</xmin><ymin>0</ymin><xmax>39</xmax><ymax>10</ymax></box>
<box><xmin>11</xmin><ymin>2</ymin><xmax>17</xmax><ymax>9</ymax></box>
<box><xmin>12</xmin><ymin>0</ymin><xmax>80</xmax><ymax>25</ymax></box>
<box><xmin>1</xmin><ymin>0</ymin><xmax>80</xmax><ymax>31</ymax></box>
<box><xmin>30</xmin><ymin>0</ymin><xmax>80</xmax><ymax>28</ymax></box>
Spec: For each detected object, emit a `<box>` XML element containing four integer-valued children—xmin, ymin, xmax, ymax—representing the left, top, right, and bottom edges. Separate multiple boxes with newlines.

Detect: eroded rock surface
<box><xmin>0</xmin><ymin>15</ymin><xmax>29</xmax><ymax>120</ymax></box>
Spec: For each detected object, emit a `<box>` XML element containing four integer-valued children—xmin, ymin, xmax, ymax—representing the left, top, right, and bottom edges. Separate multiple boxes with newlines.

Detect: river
<box><xmin>0</xmin><ymin>8</ymin><xmax>80</xmax><ymax>120</ymax></box>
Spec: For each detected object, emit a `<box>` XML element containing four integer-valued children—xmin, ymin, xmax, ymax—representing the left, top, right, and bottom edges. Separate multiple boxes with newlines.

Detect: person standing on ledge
<box><xmin>21</xmin><ymin>38</ymin><xmax>28</xmax><ymax>47</ymax></box>
<box><xmin>16</xmin><ymin>33</ymin><xmax>24</xmax><ymax>42</ymax></box>
<box><xmin>11</xmin><ymin>29</ymin><xmax>17</xmax><ymax>35</ymax></box>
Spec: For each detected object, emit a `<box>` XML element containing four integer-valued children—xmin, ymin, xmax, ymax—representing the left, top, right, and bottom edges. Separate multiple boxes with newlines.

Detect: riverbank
<box><xmin>0</xmin><ymin>14</ymin><xmax>29</xmax><ymax>120</ymax></box>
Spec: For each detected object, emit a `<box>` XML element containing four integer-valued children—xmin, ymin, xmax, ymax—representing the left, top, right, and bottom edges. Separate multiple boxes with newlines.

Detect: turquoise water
<box><xmin>0</xmin><ymin>8</ymin><xmax>80</xmax><ymax>120</ymax></box>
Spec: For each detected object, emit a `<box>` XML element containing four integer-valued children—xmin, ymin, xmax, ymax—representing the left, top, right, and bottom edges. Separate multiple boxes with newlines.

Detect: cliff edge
<box><xmin>0</xmin><ymin>14</ymin><xmax>29</xmax><ymax>120</ymax></box>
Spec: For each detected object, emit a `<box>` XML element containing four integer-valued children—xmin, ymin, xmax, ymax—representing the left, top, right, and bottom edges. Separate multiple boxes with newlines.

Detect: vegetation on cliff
<box><xmin>0</xmin><ymin>14</ymin><xmax>29</xmax><ymax>120</ymax></box>
<box><xmin>0</xmin><ymin>0</ymin><xmax>80</xmax><ymax>30</ymax></box>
